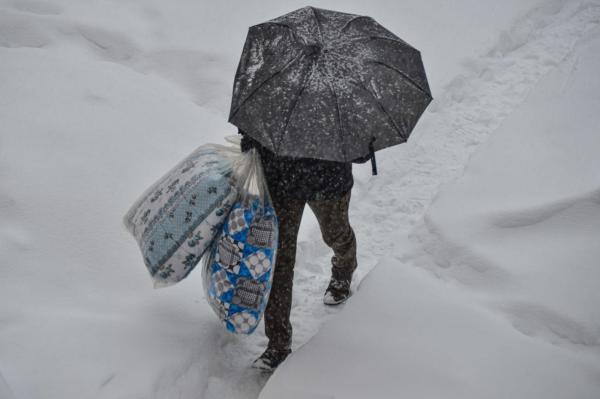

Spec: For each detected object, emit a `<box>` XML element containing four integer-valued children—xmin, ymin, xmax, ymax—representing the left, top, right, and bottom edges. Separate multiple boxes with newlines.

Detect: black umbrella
<box><xmin>228</xmin><ymin>6</ymin><xmax>432</xmax><ymax>166</ymax></box>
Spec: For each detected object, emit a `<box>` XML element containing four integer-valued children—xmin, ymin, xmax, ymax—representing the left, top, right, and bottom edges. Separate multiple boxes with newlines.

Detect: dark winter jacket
<box><xmin>238</xmin><ymin>130</ymin><xmax>353</xmax><ymax>202</ymax></box>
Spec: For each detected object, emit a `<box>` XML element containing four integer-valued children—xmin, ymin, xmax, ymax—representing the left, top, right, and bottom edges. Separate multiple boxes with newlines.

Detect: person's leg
<box><xmin>308</xmin><ymin>191</ymin><xmax>357</xmax><ymax>284</ymax></box>
<box><xmin>263</xmin><ymin>195</ymin><xmax>305</xmax><ymax>351</ymax></box>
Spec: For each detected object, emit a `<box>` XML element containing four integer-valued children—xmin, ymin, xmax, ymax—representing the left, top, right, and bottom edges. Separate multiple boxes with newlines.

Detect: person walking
<box><xmin>229</xmin><ymin>5</ymin><xmax>431</xmax><ymax>372</ymax></box>
<box><xmin>239</xmin><ymin>129</ymin><xmax>358</xmax><ymax>371</ymax></box>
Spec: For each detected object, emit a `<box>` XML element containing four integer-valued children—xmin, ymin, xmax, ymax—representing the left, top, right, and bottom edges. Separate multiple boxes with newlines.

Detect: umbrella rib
<box><xmin>276</xmin><ymin>60</ymin><xmax>318</xmax><ymax>153</ymax></box>
<box><xmin>351</xmin><ymin>35</ymin><xmax>411</xmax><ymax>49</ymax></box>
<box><xmin>367</xmin><ymin>59</ymin><xmax>432</xmax><ymax>98</ymax></box>
<box><xmin>255</xmin><ymin>21</ymin><xmax>304</xmax><ymax>45</ymax></box>
<box><xmin>255</xmin><ymin>21</ymin><xmax>292</xmax><ymax>30</ymax></box>
<box><xmin>326</xmin><ymin>82</ymin><xmax>348</xmax><ymax>161</ymax></box>
<box><xmin>229</xmin><ymin>51</ymin><xmax>309</xmax><ymax>148</ymax></box>
<box><xmin>349</xmin><ymin>79</ymin><xmax>408</xmax><ymax>141</ymax></box>
<box><xmin>308</xmin><ymin>6</ymin><xmax>325</xmax><ymax>44</ymax></box>
<box><xmin>341</xmin><ymin>15</ymin><xmax>372</xmax><ymax>32</ymax></box>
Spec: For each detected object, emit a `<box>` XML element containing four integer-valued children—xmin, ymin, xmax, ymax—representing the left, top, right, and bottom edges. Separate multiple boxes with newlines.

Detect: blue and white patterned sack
<box><xmin>123</xmin><ymin>143</ymin><xmax>239</xmax><ymax>288</ymax></box>
<box><xmin>202</xmin><ymin>149</ymin><xmax>279</xmax><ymax>334</ymax></box>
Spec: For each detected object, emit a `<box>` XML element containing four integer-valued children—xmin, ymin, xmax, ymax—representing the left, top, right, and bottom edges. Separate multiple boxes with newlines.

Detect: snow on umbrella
<box><xmin>228</xmin><ymin>6</ymin><xmax>432</xmax><ymax>163</ymax></box>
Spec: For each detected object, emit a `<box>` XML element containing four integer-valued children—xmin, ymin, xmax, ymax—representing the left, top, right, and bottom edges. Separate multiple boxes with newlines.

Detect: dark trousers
<box><xmin>264</xmin><ymin>191</ymin><xmax>357</xmax><ymax>350</ymax></box>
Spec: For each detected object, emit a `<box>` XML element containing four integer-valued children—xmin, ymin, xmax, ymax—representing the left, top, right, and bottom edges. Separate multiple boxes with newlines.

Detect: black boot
<box><xmin>323</xmin><ymin>278</ymin><xmax>351</xmax><ymax>305</ymax></box>
<box><xmin>252</xmin><ymin>346</ymin><xmax>292</xmax><ymax>371</ymax></box>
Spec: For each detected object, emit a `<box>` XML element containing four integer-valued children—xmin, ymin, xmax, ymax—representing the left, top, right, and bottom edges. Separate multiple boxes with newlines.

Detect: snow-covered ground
<box><xmin>1</xmin><ymin>1</ymin><xmax>599</xmax><ymax>398</ymax></box>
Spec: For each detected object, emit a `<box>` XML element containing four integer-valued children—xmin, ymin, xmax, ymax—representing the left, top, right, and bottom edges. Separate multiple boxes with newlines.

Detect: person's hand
<box><xmin>240</xmin><ymin>135</ymin><xmax>253</xmax><ymax>153</ymax></box>
<box><xmin>238</xmin><ymin>128</ymin><xmax>256</xmax><ymax>153</ymax></box>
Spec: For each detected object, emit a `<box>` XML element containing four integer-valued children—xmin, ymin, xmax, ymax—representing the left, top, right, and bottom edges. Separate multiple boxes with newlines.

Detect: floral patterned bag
<box><xmin>123</xmin><ymin>143</ymin><xmax>240</xmax><ymax>288</ymax></box>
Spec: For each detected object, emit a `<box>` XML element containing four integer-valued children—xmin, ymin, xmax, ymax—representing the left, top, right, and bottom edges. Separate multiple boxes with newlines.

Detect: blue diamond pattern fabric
<box><xmin>202</xmin><ymin>195</ymin><xmax>278</xmax><ymax>335</ymax></box>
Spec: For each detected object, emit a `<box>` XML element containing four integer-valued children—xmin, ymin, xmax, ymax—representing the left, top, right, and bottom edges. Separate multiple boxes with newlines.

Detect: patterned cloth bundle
<box><xmin>124</xmin><ymin>138</ymin><xmax>278</xmax><ymax>334</ymax></box>
<box><xmin>123</xmin><ymin>144</ymin><xmax>238</xmax><ymax>288</ymax></box>
<box><xmin>202</xmin><ymin>150</ymin><xmax>278</xmax><ymax>334</ymax></box>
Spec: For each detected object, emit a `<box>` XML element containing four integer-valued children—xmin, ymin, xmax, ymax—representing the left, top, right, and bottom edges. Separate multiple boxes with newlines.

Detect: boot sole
<box><xmin>323</xmin><ymin>292</ymin><xmax>352</xmax><ymax>306</ymax></box>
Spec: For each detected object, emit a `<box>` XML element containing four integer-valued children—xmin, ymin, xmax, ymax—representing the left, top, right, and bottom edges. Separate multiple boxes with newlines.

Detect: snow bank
<box><xmin>420</xmin><ymin>15</ymin><xmax>600</xmax><ymax>353</ymax></box>
<box><xmin>260</xmin><ymin>259</ymin><xmax>600</xmax><ymax>399</ymax></box>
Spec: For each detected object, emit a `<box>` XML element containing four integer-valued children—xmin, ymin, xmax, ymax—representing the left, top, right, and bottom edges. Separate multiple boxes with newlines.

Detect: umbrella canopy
<box><xmin>229</xmin><ymin>6</ymin><xmax>432</xmax><ymax>162</ymax></box>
